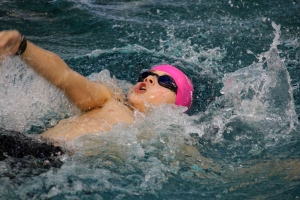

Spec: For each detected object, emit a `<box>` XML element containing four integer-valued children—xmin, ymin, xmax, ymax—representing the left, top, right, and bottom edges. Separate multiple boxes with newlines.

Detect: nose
<box><xmin>144</xmin><ymin>75</ymin><xmax>156</xmax><ymax>85</ymax></box>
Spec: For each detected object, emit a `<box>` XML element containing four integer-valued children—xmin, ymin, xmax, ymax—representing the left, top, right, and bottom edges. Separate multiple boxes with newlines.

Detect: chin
<box><xmin>127</xmin><ymin>92</ymin><xmax>146</xmax><ymax>112</ymax></box>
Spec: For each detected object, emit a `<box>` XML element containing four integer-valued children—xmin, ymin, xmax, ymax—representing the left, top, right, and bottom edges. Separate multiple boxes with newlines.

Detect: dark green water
<box><xmin>0</xmin><ymin>0</ymin><xmax>300</xmax><ymax>199</ymax></box>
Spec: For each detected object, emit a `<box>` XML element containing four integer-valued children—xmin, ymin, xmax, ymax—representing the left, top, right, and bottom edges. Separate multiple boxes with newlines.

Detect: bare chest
<box><xmin>41</xmin><ymin>100</ymin><xmax>134</xmax><ymax>142</ymax></box>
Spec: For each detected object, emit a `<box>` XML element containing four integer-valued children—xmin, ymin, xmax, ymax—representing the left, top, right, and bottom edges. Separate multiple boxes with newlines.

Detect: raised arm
<box><xmin>0</xmin><ymin>30</ymin><xmax>113</xmax><ymax>111</ymax></box>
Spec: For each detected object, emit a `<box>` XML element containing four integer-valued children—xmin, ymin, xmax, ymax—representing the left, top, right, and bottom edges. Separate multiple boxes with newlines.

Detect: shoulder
<box><xmin>93</xmin><ymin>81</ymin><xmax>126</xmax><ymax>102</ymax></box>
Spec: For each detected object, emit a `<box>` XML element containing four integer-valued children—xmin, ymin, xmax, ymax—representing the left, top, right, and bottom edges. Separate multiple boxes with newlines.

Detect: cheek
<box><xmin>146</xmin><ymin>89</ymin><xmax>176</xmax><ymax>105</ymax></box>
<box><xmin>127</xmin><ymin>87</ymin><xmax>176</xmax><ymax>111</ymax></box>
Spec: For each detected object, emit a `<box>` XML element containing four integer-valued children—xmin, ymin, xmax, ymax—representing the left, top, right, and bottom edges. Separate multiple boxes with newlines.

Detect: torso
<box><xmin>40</xmin><ymin>98</ymin><xmax>134</xmax><ymax>144</ymax></box>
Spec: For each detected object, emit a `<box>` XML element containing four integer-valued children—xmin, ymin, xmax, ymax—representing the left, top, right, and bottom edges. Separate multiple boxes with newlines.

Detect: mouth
<box><xmin>134</xmin><ymin>82</ymin><xmax>147</xmax><ymax>93</ymax></box>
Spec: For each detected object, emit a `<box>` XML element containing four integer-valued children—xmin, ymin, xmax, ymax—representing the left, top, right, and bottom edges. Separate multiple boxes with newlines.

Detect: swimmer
<box><xmin>0</xmin><ymin>30</ymin><xmax>193</xmax><ymax>144</ymax></box>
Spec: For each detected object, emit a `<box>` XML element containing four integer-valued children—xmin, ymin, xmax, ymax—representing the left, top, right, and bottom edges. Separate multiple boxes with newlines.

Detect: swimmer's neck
<box><xmin>124</xmin><ymin>99</ymin><xmax>136</xmax><ymax>112</ymax></box>
<box><xmin>114</xmin><ymin>94</ymin><xmax>136</xmax><ymax>112</ymax></box>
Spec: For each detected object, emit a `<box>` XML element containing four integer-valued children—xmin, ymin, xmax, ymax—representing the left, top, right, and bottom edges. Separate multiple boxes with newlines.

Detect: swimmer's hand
<box><xmin>0</xmin><ymin>30</ymin><xmax>22</xmax><ymax>61</ymax></box>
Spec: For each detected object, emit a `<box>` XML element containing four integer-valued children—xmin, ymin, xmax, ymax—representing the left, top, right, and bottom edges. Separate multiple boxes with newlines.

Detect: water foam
<box><xmin>0</xmin><ymin>21</ymin><xmax>298</xmax><ymax>199</ymax></box>
<box><xmin>197</xmin><ymin>22</ymin><xmax>297</xmax><ymax>145</ymax></box>
<box><xmin>0</xmin><ymin>57</ymin><xmax>79</xmax><ymax>133</ymax></box>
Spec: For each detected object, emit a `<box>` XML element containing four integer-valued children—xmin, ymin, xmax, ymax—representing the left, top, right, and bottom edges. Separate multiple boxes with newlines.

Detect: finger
<box><xmin>0</xmin><ymin>48</ymin><xmax>10</xmax><ymax>61</ymax></box>
<box><xmin>0</xmin><ymin>31</ymin><xmax>8</xmax><ymax>48</ymax></box>
<box><xmin>0</xmin><ymin>30</ymin><xmax>20</xmax><ymax>47</ymax></box>
<box><xmin>0</xmin><ymin>30</ymin><xmax>21</xmax><ymax>54</ymax></box>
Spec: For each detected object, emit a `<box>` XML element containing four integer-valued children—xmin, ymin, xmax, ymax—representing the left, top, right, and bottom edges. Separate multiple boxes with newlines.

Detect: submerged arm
<box><xmin>0</xmin><ymin>30</ymin><xmax>113</xmax><ymax>111</ymax></box>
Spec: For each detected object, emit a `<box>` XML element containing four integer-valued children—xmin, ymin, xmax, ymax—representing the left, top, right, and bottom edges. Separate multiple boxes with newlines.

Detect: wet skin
<box><xmin>0</xmin><ymin>30</ymin><xmax>177</xmax><ymax>144</ymax></box>
<box><xmin>41</xmin><ymin>70</ymin><xmax>177</xmax><ymax>144</ymax></box>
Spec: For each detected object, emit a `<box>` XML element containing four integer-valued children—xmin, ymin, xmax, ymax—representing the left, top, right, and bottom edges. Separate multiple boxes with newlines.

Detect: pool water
<box><xmin>0</xmin><ymin>0</ymin><xmax>300</xmax><ymax>199</ymax></box>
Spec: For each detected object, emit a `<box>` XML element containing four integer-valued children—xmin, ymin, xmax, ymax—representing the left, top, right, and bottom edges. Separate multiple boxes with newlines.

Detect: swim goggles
<box><xmin>138</xmin><ymin>71</ymin><xmax>178</xmax><ymax>93</ymax></box>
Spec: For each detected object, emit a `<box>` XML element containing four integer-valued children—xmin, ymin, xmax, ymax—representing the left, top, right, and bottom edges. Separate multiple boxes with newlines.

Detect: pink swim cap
<box><xmin>151</xmin><ymin>64</ymin><xmax>193</xmax><ymax>110</ymax></box>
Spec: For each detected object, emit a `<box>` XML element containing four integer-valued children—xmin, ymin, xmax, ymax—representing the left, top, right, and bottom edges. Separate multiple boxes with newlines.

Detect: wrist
<box><xmin>15</xmin><ymin>35</ymin><xmax>27</xmax><ymax>56</ymax></box>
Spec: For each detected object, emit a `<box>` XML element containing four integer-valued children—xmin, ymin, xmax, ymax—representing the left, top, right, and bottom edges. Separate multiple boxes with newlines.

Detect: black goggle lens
<box><xmin>138</xmin><ymin>71</ymin><xmax>178</xmax><ymax>93</ymax></box>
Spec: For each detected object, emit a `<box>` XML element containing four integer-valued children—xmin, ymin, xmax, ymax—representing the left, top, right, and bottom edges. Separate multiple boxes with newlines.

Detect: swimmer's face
<box><xmin>128</xmin><ymin>70</ymin><xmax>176</xmax><ymax>113</ymax></box>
